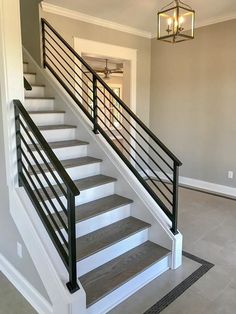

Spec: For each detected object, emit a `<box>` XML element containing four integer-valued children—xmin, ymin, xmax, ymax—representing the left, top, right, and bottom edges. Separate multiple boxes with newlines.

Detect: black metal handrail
<box><xmin>24</xmin><ymin>77</ymin><xmax>32</xmax><ymax>91</ymax></box>
<box><xmin>14</xmin><ymin>99</ymin><xmax>79</xmax><ymax>293</ymax></box>
<box><xmin>41</xmin><ymin>18</ymin><xmax>182</xmax><ymax>234</ymax></box>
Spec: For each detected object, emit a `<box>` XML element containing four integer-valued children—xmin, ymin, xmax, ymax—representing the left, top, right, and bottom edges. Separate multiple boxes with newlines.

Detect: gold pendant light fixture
<box><xmin>157</xmin><ymin>0</ymin><xmax>195</xmax><ymax>43</ymax></box>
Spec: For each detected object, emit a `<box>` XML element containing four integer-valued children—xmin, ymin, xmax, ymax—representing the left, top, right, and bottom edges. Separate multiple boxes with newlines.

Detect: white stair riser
<box><xmin>24</xmin><ymin>73</ymin><xmax>36</xmax><ymax>85</ymax></box>
<box><xmin>30</xmin><ymin>128</ymin><xmax>76</xmax><ymax>143</ymax></box>
<box><xmin>42</xmin><ymin>182</ymin><xmax>115</xmax><ymax>211</ymax></box>
<box><xmin>57</xmin><ymin>204</ymin><xmax>131</xmax><ymax>239</ymax></box>
<box><xmin>87</xmin><ymin>255</ymin><xmax>170</xmax><ymax>314</ymax></box>
<box><xmin>53</xmin><ymin>145</ymin><xmax>88</xmax><ymax>160</ymax></box>
<box><xmin>23</xmin><ymin>63</ymin><xmax>28</xmax><ymax>72</ymax></box>
<box><xmin>30</xmin><ymin>113</ymin><xmax>65</xmax><ymax>126</ymax></box>
<box><xmin>25</xmin><ymin>86</ymin><xmax>45</xmax><ymax>98</ymax></box>
<box><xmin>30</xmin><ymin>163</ymin><xmax>101</xmax><ymax>189</ymax></box>
<box><xmin>77</xmin><ymin>229</ymin><xmax>149</xmax><ymax>277</ymax></box>
<box><xmin>75</xmin><ymin>204</ymin><xmax>131</xmax><ymax>237</ymax></box>
<box><xmin>27</xmin><ymin>145</ymin><xmax>88</xmax><ymax>165</ymax></box>
<box><xmin>24</xmin><ymin>99</ymin><xmax>54</xmax><ymax>111</ymax></box>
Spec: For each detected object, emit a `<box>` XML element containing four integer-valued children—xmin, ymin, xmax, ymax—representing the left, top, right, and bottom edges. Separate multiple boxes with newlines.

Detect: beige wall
<box><xmin>41</xmin><ymin>11</ymin><xmax>151</xmax><ymax>125</ymax></box>
<box><xmin>150</xmin><ymin>19</ymin><xmax>236</xmax><ymax>187</ymax></box>
<box><xmin>20</xmin><ymin>0</ymin><xmax>41</xmax><ymax>64</ymax></box>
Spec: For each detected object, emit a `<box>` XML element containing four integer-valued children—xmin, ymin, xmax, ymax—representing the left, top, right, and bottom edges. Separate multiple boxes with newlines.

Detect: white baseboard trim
<box><xmin>0</xmin><ymin>254</ymin><xmax>53</xmax><ymax>314</ymax></box>
<box><xmin>145</xmin><ymin>170</ymin><xmax>236</xmax><ymax>198</ymax></box>
<box><xmin>179</xmin><ymin>176</ymin><xmax>236</xmax><ymax>197</ymax></box>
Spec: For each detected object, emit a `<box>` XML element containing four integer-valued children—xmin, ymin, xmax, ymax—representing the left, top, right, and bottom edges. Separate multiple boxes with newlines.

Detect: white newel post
<box><xmin>0</xmin><ymin>0</ymin><xmax>24</xmax><ymax>188</ymax></box>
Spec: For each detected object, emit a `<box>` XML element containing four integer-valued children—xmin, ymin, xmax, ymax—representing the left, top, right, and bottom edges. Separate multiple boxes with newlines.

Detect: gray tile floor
<box><xmin>0</xmin><ymin>272</ymin><xmax>37</xmax><ymax>314</ymax></box>
<box><xmin>1</xmin><ymin>187</ymin><xmax>236</xmax><ymax>313</ymax></box>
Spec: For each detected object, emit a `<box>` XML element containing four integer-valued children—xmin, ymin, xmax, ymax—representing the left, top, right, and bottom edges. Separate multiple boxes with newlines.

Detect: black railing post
<box><xmin>171</xmin><ymin>162</ymin><xmax>179</xmax><ymax>235</ymax></box>
<box><xmin>93</xmin><ymin>74</ymin><xmax>99</xmax><ymax>134</ymax></box>
<box><xmin>14</xmin><ymin>104</ymin><xmax>23</xmax><ymax>187</ymax></box>
<box><xmin>66</xmin><ymin>188</ymin><xmax>79</xmax><ymax>293</ymax></box>
<box><xmin>41</xmin><ymin>20</ymin><xmax>46</xmax><ymax>68</ymax></box>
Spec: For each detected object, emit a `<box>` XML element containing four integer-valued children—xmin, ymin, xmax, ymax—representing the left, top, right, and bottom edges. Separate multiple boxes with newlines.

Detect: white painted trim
<box><xmin>41</xmin><ymin>2</ymin><xmax>236</xmax><ymax>40</ymax></box>
<box><xmin>179</xmin><ymin>176</ymin><xmax>236</xmax><ymax>197</ymax></box>
<box><xmin>74</xmin><ymin>38</ymin><xmax>137</xmax><ymax>114</ymax></box>
<box><xmin>196</xmin><ymin>12</ymin><xmax>236</xmax><ymax>29</ymax></box>
<box><xmin>148</xmin><ymin>170</ymin><xmax>236</xmax><ymax>197</ymax></box>
<box><xmin>41</xmin><ymin>2</ymin><xmax>152</xmax><ymax>39</ymax></box>
<box><xmin>0</xmin><ymin>254</ymin><xmax>53</xmax><ymax>314</ymax></box>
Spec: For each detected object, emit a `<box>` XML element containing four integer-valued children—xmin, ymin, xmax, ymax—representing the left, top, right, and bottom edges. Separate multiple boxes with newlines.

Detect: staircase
<box><xmin>20</xmin><ymin>58</ymin><xmax>174</xmax><ymax>313</ymax></box>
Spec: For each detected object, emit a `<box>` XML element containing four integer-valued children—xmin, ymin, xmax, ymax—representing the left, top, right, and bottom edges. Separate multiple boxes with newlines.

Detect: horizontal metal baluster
<box><xmin>20</xmin><ymin>132</ymin><xmax>68</xmax><ymax>215</ymax></box>
<box><xmin>45</xmin><ymin>62</ymin><xmax>94</xmax><ymax>123</ymax></box>
<box><xmin>96</xmin><ymin>113</ymin><xmax>173</xmax><ymax>207</ymax></box>
<box><xmin>20</xmin><ymin>121</ymin><xmax>67</xmax><ymax>198</ymax></box>
<box><xmin>44</xmin><ymin>38</ymin><xmax>93</xmax><ymax>92</ymax></box>
<box><xmin>21</xmin><ymin>160</ymin><xmax>69</xmax><ymax>247</ymax></box>
<box><xmin>15</xmin><ymin>100</ymin><xmax>80</xmax><ymax>197</ymax></box>
<box><xmin>96</xmin><ymin>108</ymin><xmax>173</xmax><ymax>204</ymax></box>
<box><xmin>44</xmin><ymin>29</ymin><xmax>93</xmax><ymax>83</ymax></box>
<box><xmin>45</xmin><ymin>43</ymin><xmax>93</xmax><ymax>101</ymax></box>
<box><xmin>96</xmin><ymin>117</ymin><xmax>173</xmax><ymax>219</ymax></box>
<box><xmin>42</xmin><ymin>18</ymin><xmax>182</xmax><ymax>166</ymax></box>
<box><xmin>20</xmin><ymin>145</ymin><xmax>69</xmax><ymax>233</ymax></box>
<box><xmin>45</xmin><ymin>54</ymin><xmax>93</xmax><ymax>110</ymax></box>
<box><xmin>19</xmin><ymin>171</ymin><xmax>69</xmax><ymax>268</ymax></box>
<box><xmin>96</xmin><ymin>95</ymin><xmax>174</xmax><ymax>186</ymax></box>
<box><xmin>96</xmin><ymin>89</ymin><xmax>174</xmax><ymax>172</ymax></box>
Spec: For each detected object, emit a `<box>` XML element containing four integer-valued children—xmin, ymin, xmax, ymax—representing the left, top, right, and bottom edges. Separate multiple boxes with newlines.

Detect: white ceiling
<box><xmin>43</xmin><ymin>0</ymin><xmax>236</xmax><ymax>34</ymax></box>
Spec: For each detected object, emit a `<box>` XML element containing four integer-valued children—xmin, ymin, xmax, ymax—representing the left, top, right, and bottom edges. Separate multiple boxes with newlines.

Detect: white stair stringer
<box><xmin>12</xmin><ymin>188</ymin><xmax>87</xmax><ymax>314</ymax></box>
<box><xmin>18</xmin><ymin>47</ymin><xmax>183</xmax><ymax>314</ymax></box>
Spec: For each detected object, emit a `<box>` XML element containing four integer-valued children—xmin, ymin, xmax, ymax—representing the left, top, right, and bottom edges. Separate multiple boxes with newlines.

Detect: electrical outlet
<box><xmin>228</xmin><ymin>171</ymin><xmax>234</xmax><ymax>179</ymax></box>
<box><xmin>17</xmin><ymin>242</ymin><xmax>23</xmax><ymax>259</ymax></box>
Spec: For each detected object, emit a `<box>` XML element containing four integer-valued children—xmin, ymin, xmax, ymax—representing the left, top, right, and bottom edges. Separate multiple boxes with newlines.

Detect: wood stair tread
<box><xmin>80</xmin><ymin>241</ymin><xmax>170</xmax><ymax>307</ymax></box>
<box><xmin>38</xmin><ymin>175</ymin><xmax>117</xmax><ymax>201</ymax></box>
<box><xmin>76</xmin><ymin>217</ymin><xmax>151</xmax><ymax>262</ymax></box>
<box><xmin>24</xmin><ymin>72</ymin><xmax>36</xmax><ymax>75</ymax></box>
<box><xmin>25</xmin><ymin>97</ymin><xmax>55</xmax><ymax>100</ymax></box>
<box><xmin>28</xmin><ymin>110</ymin><xmax>65</xmax><ymax>114</ymax></box>
<box><xmin>30</xmin><ymin>139</ymin><xmax>89</xmax><ymax>151</ymax></box>
<box><xmin>29</xmin><ymin>156</ymin><xmax>102</xmax><ymax>175</ymax></box>
<box><xmin>30</xmin><ymin>84</ymin><xmax>45</xmax><ymax>87</ymax></box>
<box><xmin>37</xmin><ymin>124</ymin><xmax>77</xmax><ymax>131</ymax></box>
<box><xmin>51</xmin><ymin>194</ymin><xmax>133</xmax><ymax>228</ymax></box>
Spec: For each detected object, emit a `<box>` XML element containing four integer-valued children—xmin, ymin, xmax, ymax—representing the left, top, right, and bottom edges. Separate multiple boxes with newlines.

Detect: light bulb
<box><xmin>179</xmin><ymin>16</ymin><xmax>184</xmax><ymax>25</ymax></box>
<box><xmin>167</xmin><ymin>18</ymin><xmax>172</xmax><ymax>26</ymax></box>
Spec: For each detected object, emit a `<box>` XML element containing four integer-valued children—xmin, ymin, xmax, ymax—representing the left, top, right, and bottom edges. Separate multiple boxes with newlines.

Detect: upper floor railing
<box><xmin>41</xmin><ymin>18</ymin><xmax>182</xmax><ymax>235</ymax></box>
